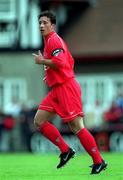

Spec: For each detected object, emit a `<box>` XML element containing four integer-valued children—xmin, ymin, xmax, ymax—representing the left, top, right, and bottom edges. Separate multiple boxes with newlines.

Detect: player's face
<box><xmin>39</xmin><ymin>16</ymin><xmax>55</xmax><ymax>37</ymax></box>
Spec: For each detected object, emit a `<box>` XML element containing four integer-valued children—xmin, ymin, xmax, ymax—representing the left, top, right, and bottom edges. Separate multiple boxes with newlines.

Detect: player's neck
<box><xmin>44</xmin><ymin>31</ymin><xmax>55</xmax><ymax>40</ymax></box>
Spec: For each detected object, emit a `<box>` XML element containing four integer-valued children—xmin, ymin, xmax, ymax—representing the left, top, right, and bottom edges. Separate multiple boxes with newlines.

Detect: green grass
<box><xmin>0</xmin><ymin>152</ymin><xmax>123</xmax><ymax>180</ymax></box>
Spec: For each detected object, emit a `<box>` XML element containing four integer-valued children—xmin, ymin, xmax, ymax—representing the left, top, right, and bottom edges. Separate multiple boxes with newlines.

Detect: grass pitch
<box><xmin>0</xmin><ymin>152</ymin><xmax>123</xmax><ymax>180</ymax></box>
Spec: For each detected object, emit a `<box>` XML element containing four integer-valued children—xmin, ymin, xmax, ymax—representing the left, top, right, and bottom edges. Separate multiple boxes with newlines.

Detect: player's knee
<box><xmin>34</xmin><ymin>117</ymin><xmax>38</xmax><ymax>128</ymax></box>
<box><xmin>70</xmin><ymin>125</ymin><xmax>80</xmax><ymax>134</ymax></box>
<box><xmin>68</xmin><ymin>116</ymin><xmax>84</xmax><ymax>133</ymax></box>
<box><xmin>34</xmin><ymin>115</ymin><xmax>47</xmax><ymax>129</ymax></box>
<box><xmin>34</xmin><ymin>117</ymin><xmax>42</xmax><ymax>128</ymax></box>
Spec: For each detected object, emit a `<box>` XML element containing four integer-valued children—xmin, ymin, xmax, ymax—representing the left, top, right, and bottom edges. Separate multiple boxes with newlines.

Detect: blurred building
<box><xmin>0</xmin><ymin>0</ymin><xmax>123</xmax><ymax>152</ymax></box>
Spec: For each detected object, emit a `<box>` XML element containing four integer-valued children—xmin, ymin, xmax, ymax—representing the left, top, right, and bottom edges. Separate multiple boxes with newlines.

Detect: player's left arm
<box><xmin>49</xmin><ymin>36</ymin><xmax>67</xmax><ymax>68</ymax></box>
<box><xmin>51</xmin><ymin>47</ymin><xmax>66</xmax><ymax>68</ymax></box>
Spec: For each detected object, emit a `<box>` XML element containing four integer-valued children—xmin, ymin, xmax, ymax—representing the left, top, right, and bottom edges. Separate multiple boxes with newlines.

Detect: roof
<box><xmin>64</xmin><ymin>0</ymin><xmax>123</xmax><ymax>56</ymax></box>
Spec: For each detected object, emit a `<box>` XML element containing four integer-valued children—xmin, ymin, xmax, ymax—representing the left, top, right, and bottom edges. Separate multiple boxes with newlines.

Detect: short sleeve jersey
<box><xmin>43</xmin><ymin>31</ymin><xmax>75</xmax><ymax>87</ymax></box>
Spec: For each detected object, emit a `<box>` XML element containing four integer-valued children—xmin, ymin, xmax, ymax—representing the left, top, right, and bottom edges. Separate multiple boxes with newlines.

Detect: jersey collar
<box><xmin>44</xmin><ymin>31</ymin><xmax>55</xmax><ymax>42</ymax></box>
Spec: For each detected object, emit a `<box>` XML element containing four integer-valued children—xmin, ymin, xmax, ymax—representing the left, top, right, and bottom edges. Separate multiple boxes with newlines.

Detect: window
<box><xmin>0</xmin><ymin>78</ymin><xmax>27</xmax><ymax>112</ymax></box>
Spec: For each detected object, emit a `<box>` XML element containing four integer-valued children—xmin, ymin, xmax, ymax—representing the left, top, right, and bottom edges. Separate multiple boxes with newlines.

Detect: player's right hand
<box><xmin>32</xmin><ymin>50</ymin><xmax>44</xmax><ymax>64</ymax></box>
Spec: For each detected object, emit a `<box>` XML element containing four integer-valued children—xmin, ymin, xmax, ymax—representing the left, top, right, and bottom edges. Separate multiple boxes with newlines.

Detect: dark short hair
<box><xmin>38</xmin><ymin>10</ymin><xmax>56</xmax><ymax>24</ymax></box>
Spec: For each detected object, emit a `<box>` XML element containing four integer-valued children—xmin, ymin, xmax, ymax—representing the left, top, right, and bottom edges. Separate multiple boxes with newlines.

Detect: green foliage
<box><xmin>0</xmin><ymin>152</ymin><xmax>123</xmax><ymax>180</ymax></box>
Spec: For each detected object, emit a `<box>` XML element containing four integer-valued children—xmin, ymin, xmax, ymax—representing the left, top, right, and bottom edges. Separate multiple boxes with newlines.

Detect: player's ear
<box><xmin>52</xmin><ymin>24</ymin><xmax>56</xmax><ymax>30</ymax></box>
<box><xmin>38</xmin><ymin>50</ymin><xmax>41</xmax><ymax>55</ymax></box>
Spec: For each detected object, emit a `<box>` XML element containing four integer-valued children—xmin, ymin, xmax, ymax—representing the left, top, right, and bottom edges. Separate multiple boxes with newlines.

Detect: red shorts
<box><xmin>38</xmin><ymin>78</ymin><xmax>84</xmax><ymax>123</ymax></box>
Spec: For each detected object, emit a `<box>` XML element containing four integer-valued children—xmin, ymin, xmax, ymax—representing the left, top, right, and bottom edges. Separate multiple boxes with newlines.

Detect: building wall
<box><xmin>0</xmin><ymin>52</ymin><xmax>46</xmax><ymax>108</ymax></box>
<box><xmin>64</xmin><ymin>0</ymin><xmax>123</xmax><ymax>56</ymax></box>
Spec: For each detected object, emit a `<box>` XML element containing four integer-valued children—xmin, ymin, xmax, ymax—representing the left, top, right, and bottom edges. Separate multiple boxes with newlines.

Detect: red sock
<box><xmin>39</xmin><ymin>121</ymin><xmax>69</xmax><ymax>153</ymax></box>
<box><xmin>77</xmin><ymin>128</ymin><xmax>102</xmax><ymax>164</ymax></box>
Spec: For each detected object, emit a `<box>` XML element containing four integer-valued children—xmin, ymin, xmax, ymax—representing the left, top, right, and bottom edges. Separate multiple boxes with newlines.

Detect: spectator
<box><xmin>103</xmin><ymin>101</ymin><xmax>123</xmax><ymax>123</ymax></box>
<box><xmin>19</xmin><ymin>106</ymin><xmax>37</xmax><ymax>151</ymax></box>
<box><xmin>115</xmin><ymin>92</ymin><xmax>123</xmax><ymax>111</ymax></box>
<box><xmin>4</xmin><ymin>97</ymin><xmax>22</xmax><ymax>118</ymax></box>
<box><xmin>0</xmin><ymin>111</ymin><xmax>5</xmax><ymax>151</ymax></box>
<box><xmin>0</xmin><ymin>114</ymin><xmax>15</xmax><ymax>152</ymax></box>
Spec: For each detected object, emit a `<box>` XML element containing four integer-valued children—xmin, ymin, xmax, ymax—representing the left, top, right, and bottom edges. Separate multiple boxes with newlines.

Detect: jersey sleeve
<box><xmin>48</xmin><ymin>36</ymin><xmax>67</xmax><ymax>68</ymax></box>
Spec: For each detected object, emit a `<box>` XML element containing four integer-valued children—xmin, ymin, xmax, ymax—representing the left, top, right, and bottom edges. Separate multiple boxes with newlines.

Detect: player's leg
<box><xmin>68</xmin><ymin>116</ymin><xmax>103</xmax><ymax>164</ymax></box>
<box><xmin>68</xmin><ymin>116</ymin><xmax>107</xmax><ymax>174</ymax></box>
<box><xmin>34</xmin><ymin>109</ymin><xmax>70</xmax><ymax>153</ymax></box>
<box><xmin>34</xmin><ymin>109</ymin><xmax>75</xmax><ymax>168</ymax></box>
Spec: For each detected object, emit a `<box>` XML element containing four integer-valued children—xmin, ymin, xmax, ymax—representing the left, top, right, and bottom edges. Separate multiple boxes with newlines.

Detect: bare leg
<box><xmin>34</xmin><ymin>109</ymin><xmax>75</xmax><ymax>168</ymax></box>
<box><xmin>34</xmin><ymin>109</ymin><xmax>69</xmax><ymax>153</ymax></box>
<box><xmin>68</xmin><ymin>116</ymin><xmax>103</xmax><ymax>164</ymax></box>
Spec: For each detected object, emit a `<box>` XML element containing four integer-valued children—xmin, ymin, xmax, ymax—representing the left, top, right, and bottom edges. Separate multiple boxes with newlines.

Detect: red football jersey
<box><xmin>43</xmin><ymin>31</ymin><xmax>75</xmax><ymax>87</ymax></box>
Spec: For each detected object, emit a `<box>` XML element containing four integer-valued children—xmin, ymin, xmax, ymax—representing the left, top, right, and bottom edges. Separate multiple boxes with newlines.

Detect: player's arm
<box><xmin>51</xmin><ymin>48</ymin><xmax>66</xmax><ymax>68</ymax></box>
<box><xmin>32</xmin><ymin>50</ymin><xmax>57</xmax><ymax>69</ymax></box>
<box><xmin>49</xmin><ymin>37</ymin><xmax>67</xmax><ymax>68</ymax></box>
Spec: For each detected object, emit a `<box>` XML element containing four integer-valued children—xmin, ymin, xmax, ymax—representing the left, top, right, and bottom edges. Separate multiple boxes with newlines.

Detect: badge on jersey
<box><xmin>52</xmin><ymin>48</ymin><xmax>64</xmax><ymax>57</ymax></box>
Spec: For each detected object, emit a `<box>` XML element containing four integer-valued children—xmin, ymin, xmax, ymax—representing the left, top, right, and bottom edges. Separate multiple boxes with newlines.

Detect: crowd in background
<box><xmin>0</xmin><ymin>93</ymin><xmax>123</xmax><ymax>152</ymax></box>
<box><xmin>103</xmin><ymin>93</ymin><xmax>123</xmax><ymax>124</ymax></box>
<box><xmin>0</xmin><ymin>103</ymin><xmax>37</xmax><ymax>152</ymax></box>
